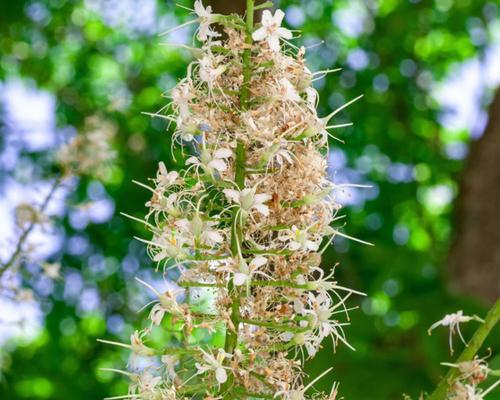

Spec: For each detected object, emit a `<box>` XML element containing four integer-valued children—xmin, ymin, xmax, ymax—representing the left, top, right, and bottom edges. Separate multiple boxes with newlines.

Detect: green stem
<box><xmin>240</xmin><ymin>0</ymin><xmax>254</xmax><ymax>110</ymax></box>
<box><xmin>219</xmin><ymin>2</ymin><xmax>254</xmax><ymax>398</ymax></box>
<box><xmin>242</xmin><ymin>248</ymin><xmax>293</xmax><ymax>256</ymax></box>
<box><xmin>427</xmin><ymin>299</ymin><xmax>500</xmax><ymax>400</ymax></box>
<box><xmin>239</xmin><ymin>317</ymin><xmax>310</xmax><ymax>333</ymax></box>
<box><xmin>178</xmin><ymin>281</ymin><xmax>223</xmax><ymax>288</ymax></box>
<box><xmin>251</xmin><ymin>280</ymin><xmax>310</xmax><ymax>290</ymax></box>
<box><xmin>179</xmin><ymin>279</ymin><xmax>309</xmax><ymax>290</ymax></box>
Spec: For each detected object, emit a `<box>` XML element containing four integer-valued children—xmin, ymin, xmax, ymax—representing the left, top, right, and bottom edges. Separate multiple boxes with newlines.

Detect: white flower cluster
<box><xmin>56</xmin><ymin>116</ymin><xmax>116</xmax><ymax>179</ymax></box>
<box><xmin>104</xmin><ymin>2</ymin><xmax>366</xmax><ymax>399</ymax></box>
<box><xmin>447</xmin><ymin>369</ymin><xmax>500</xmax><ymax>400</ymax></box>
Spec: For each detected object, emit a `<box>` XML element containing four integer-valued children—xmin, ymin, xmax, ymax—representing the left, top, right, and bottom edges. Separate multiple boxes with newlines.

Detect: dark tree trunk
<box><xmin>209</xmin><ymin>0</ymin><xmax>246</xmax><ymax>15</ymax></box>
<box><xmin>208</xmin><ymin>0</ymin><xmax>262</xmax><ymax>20</ymax></box>
<box><xmin>449</xmin><ymin>88</ymin><xmax>500</xmax><ymax>303</ymax></box>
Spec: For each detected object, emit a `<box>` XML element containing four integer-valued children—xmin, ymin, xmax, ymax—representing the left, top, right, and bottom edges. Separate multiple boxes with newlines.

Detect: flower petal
<box><xmin>208</xmin><ymin>159</ymin><xmax>227</xmax><ymax>172</ymax></box>
<box><xmin>254</xmin><ymin>193</ymin><xmax>272</xmax><ymax>204</ymax></box>
<box><xmin>254</xmin><ymin>204</ymin><xmax>270</xmax><ymax>216</ymax></box>
<box><xmin>233</xmin><ymin>273</ymin><xmax>247</xmax><ymax>286</ymax></box>
<box><xmin>250</xmin><ymin>256</ymin><xmax>267</xmax><ymax>269</ymax></box>
<box><xmin>261</xmin><ymin>10</ymin><xmax>273</xmax><ymax>25</ymax></box>
<box><xmin>216</xmin><ymin>367</ymin><xmax>227</xmax><ymax>383</ymax></box>
<box><xmin>203</xmin><ymin>230</ymin><xmax>224</xmax><ymax>244</ymax></box>
<box><xmin>273</xmin><ymin>9</ymin><xmax>285</xmax><ymax>25</ymax></box>
<box><xmin>277</xmin><ymin>27</ymin><xmax>293</xmax><ymax>40</ymax></box>
<box><xmin>223</xmin><ymin>189</ymin><xmax>240</xmax><ymax>203</ymax></box>
<box><xmin>252</xmin><ymin>26</ymin><xmax>267</xmax><ymax>41</ymax></box>
<box><xmin>214</xmin><ymin>148</ymin><xmax>233</xmax><ymax>159</ymax></box>
<box><xmin>268</xmin><ymin>35</ymin><xmax>281</xmax><ymax>52</ymax></box>
<box><xmin>186</xmin><ymin>156</ymin><xmax>199</xmax><ymax>165</ymax></box>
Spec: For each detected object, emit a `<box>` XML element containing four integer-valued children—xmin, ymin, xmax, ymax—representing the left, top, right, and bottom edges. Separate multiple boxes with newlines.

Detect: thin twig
<box><xmin>0</xmin><ymin>177</ymin><xmax>62</xmax><ymax>277</ymax></box>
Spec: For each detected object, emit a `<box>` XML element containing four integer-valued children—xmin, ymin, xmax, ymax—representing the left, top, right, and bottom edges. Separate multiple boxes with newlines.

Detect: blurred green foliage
<box><xmin>0</xmin><ymin>0</ymin><xmax>499</xmax><ymax>399</ymax></box>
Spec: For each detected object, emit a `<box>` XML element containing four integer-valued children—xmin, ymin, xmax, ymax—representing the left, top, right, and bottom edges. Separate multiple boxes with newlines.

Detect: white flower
<box><xmin>186</xmin><ymin>147</ymin><xmax>232</xmax><ymax>177</ymax></box>
<box><xmin>279</xmin><ymin>78</ymin><xmax>301</xmax><ymax>102</ymax></box>
<box><xmin>42</xmin><ymin>262</ymin><xmax>62</xmax><ymax>280</ymax></box>
<box><xmin>223</xmin><ymin>187</ymin><xmax>272</xmax><ymax>218</ymax></box>
<box><xmin>157</xmin><ymin>162</ymin><xmax>181</xmax><ymax>187</ymax></box>
<box><xmin>233</xmin><ymin>256</ymin><xmax>268</xmax><ymax>287</ymax></box>
<box><xmin>199</xmin><ymin>55</ymin><xmax>226</xmax><ymax>88</ymax></box>
<box><xmin>193</xmin><ymin>0</ymin><xmax>211</xmax><ymax>19</ymax></box>
<box><xmin>276</xmin><ymin>368</ymin><xmax>333</xmax><ymax>400</ymax></box>
<box><xmin>172</xmin><ymin>83</ymin><xmax>192</xmax><ymax>118</ymax></box>
<box><xmin>279</xmin><ymin>225</ymin><xmax>319</xmax><ymax>251</ymax></box>
<box><xmin>138</xmin><ymin>371</ymin><xmax>162</xmax><ymax>397</ymax></box>
<box><xmin>175</xmin><ymin>116</ymin><xmax>197</xmax><ymax>142</ymax></box>
<box><xmin>175</xmin><ymin>214</ymin><xmax>224</xmax><ymax>247</ymax></box>
<box><xmin>161</xmin><ymin>354</ymin><xmax>179</xmax><ymax>380</ymax></box>
<box><xmin>450</xmin><ymin>380</ymin><xmax>500</xmax><ymax>400</ymax></box>
<box><xmin>145</xmin><ymin>191</ymin><xmax>179</xmax><ymax>219</ymax></box>
<box><xmin>148</xmin><ymin>232</ymin><xmax>187</xmax><ymax>262</ymax></box>
<box><xmin>281</xmin><ymin>328</ymin><xmax>319</xmax><ymax>358</ymax></box>
<box><xmin>194</xmin><ymin>0</ymin><xmax>220</xmax><ymax>42</ymax></box>
<box><xmin>252</xmin><ymin>9</ymin><xmax>292</xmax><ymax>52</ymax></box>
<box><xmin>136</xmin><ymin>278</ymin><xmax>185</xmax><ymax>326</ymax></box>
<box><xmin>97</xmin><ymin>330</ymin><xmax>154</xmax><ymax>357</ymax></box>
<box><xmin>304</xmin><ymin>266</ymin><xmax>366</xmax><ymax>298</ymax></box>
<box><xmin>299</xmin><ymin>292</ymin><xmax>354</xmax><ymax>352</ymax></box>
<box><xmin>428</xmin><ymin>311</ymin><xmax>484</xmax><ymax>354</ymax></box>
<box><xmin>260</xmin><ymin>140</ymin><xmax>294</xmax><ymax>168</ymax></box>
<box><xmin>195</xmin><ymin>348</ymin><xmax>232</xmax><ymax>384</ymax></box>
<box><xmin>56</xmin><ymin>117</ymin><xmax>116</xmax><ymax>178</ymax></box>
<box><xmin>441</xmin><ymin>358</ymin><xmax>490</xmax><ymax>385</ymax></box>
<box><xmin>130</xmin><ymin>330</ymin><xmax>156</xmax><ymax>356</ymax></box>
<box><xmin>306</xmin><ymin>87</ymin><xmax>318</xmax><ymax>107</ymax></box>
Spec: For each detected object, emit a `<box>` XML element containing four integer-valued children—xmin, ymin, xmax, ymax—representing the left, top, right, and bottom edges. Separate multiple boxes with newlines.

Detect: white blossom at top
<box><xmin>252</xmin><ymin>9</ymin><xmax>292</xmax><ymax>52</ymax></box>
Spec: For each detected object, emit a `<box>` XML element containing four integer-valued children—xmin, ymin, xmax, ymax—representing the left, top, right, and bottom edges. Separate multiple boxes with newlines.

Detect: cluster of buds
<box><xmin>444</xmin><ymin>357</ymin><xmax>499</xmax><ymax>400</ymax></box>
<box><xmin>56</xmin><ymin>115</ymin><xmax>117</xmax><ymax>180</ymax></box>
<box><xmin>1</xmin><ymin>116</ymin><xmax>116</xmax><ymax>305</ymax></box>
<box><xmin>104</xmin><ymin>2</ymin><xmax>366</xmax><ymax>399</ymax></box>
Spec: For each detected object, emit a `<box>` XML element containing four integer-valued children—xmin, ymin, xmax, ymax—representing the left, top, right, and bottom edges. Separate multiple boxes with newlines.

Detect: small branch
<box><xmin>427</xmin><ymin>299</ymin><xmax>500</xmax><ymax>400</ymax></box>
<box><xmin>0</xmin><ymin>177</ymin><xmax>62</xmax><ymax>277</ymax></box>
